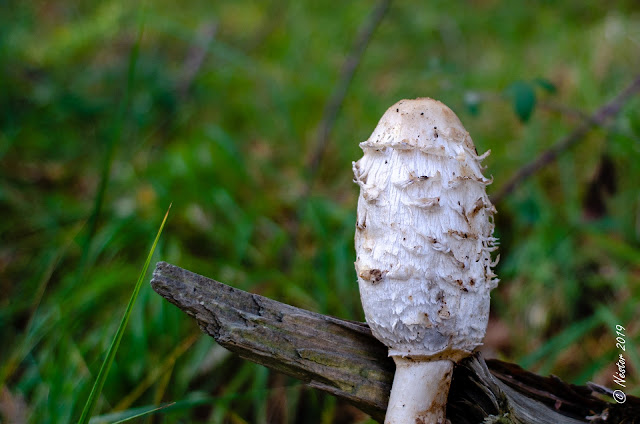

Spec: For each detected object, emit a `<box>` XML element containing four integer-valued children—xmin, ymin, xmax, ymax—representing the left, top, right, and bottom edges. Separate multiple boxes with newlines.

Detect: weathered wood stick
<box><xmin>150</xmin><ymin>262</ymin><xmax>639</xmax><ymax>424</ymax></box>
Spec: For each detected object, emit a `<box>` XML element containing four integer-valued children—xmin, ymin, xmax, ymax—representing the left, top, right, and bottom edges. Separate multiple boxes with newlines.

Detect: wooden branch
<box><xmin>150</xmin><ymin>262</ymin><xmax>640</xmax><ymax>423</ymax></box>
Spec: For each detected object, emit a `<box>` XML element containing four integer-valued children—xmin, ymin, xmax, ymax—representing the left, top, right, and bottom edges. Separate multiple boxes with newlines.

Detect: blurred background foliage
<box><xmin>1</xmin><ymin>0</ymin><xmax>640</xmax><ymax>423</ymax></box>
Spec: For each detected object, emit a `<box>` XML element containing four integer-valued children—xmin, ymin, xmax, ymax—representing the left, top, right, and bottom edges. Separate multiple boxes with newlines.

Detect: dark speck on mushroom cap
<box><xmin>366</xmin><ymin>98</ymin><xmax>475</xmax><ymax>152</ymax></box>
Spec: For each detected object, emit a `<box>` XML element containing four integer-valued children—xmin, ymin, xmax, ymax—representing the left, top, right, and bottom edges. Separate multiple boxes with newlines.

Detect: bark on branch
<box><xmin>150</xmin><ymin>262</ymin><xmax>639</xmax><ymax>424</ymax></box>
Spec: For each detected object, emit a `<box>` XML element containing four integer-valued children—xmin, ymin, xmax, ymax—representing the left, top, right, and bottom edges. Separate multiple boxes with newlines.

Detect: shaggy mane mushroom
<box><xmin>353</xmin><ymin>98</ymin><xmax>498</xmax><ymax>424</ymax></box>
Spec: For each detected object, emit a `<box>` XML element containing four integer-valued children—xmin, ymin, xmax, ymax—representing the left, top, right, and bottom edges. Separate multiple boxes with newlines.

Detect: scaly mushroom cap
<box><xmin>353</xmin><ymin>98</ymin><xmax>498</xmax><ymax>360</ymax></box>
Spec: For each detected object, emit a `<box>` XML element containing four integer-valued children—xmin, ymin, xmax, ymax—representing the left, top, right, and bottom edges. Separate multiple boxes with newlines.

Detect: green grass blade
<box><xmin>111</xmin><ymin>402</ymin><xmax>175</xmax><ymax>424</ymax></box>
<box><xmin>518</xmin><ymin>314</ymin><xmax>600</xmax><ymax>370</ymax></box>
<box><xmin>75</xmin><ymin>6</ymin><xmax>144</xmax><ymax>285</ymax></box>
<box><xmin>88</xmin><ymin>395</ymin><xmax>212</xmax><ymax>424</ymax></box>
<box><xmin>77</xmin><ymin>204</ymin><xmax>172</xmax><ymax>424</ymax></box>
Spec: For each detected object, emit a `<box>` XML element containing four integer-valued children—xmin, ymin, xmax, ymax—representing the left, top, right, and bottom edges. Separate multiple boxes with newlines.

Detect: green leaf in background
<box><xmin>506</xmin><ymin>80</ymin><xmax>537</xmax><ymax>123</ymax></box>
<box><xmin>77</xmin><ymin>205</ymin><xmax>171</xmax><ymax>424</ymax></box>
<box><xmin>464</xmin><ymin>91</ymin><xmax>482</xmax><ymax>116</ymax></box>
<box><xmin>533</xmin><ymin>77</ymin><xmax>557</xmax><ymax>94</ymax></box>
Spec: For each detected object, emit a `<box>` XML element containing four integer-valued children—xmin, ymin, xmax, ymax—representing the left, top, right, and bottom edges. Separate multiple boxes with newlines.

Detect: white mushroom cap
<box><xmin>363</xmin><ymin>98</ymin><xmax>477</xmax><ymax>153</ymax></box>
<box><xmin>354</xmin><ymin>98</ymin><xmax>498</xmax><ymax>360</ymax></box>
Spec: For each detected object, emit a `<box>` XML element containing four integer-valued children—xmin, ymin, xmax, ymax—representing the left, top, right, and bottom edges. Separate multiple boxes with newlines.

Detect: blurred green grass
<box><xmin>1</xmin><ymin>1</ymin><xmax>639</xmax><ymax>422</ymax></box>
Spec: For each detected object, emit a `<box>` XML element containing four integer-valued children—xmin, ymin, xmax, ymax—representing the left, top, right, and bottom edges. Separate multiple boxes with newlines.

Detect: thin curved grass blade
<box><xmin>77</xmin><ymin>204</ymin><xmax>172</xmax><ymax>424</ymax></box>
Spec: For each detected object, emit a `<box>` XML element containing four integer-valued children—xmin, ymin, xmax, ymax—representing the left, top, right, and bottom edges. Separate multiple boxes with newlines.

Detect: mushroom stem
<box><xmin>385</xmin><ymin>358</ymin><xmax>453</xmax><ymax>424</ymax></box>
